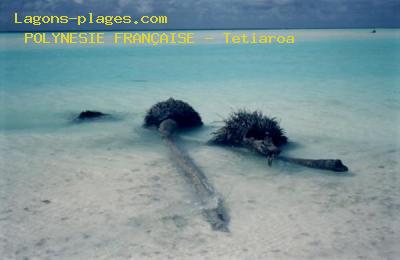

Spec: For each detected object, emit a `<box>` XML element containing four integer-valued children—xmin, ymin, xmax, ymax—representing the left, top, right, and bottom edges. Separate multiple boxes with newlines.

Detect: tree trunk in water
<box><xmin>242</xmin><ymin>136</ymin><xmax>348</xmax><ymax>172</ymax></box>
<box><xmin>159</xmin><ymin>119</ymin><xmax>229</xmax><ymax>232</ymax></box>
<box><xmin>278</xmin><ymin>156</ymin><xmax>348</xmax><ymax>172</ymax></box>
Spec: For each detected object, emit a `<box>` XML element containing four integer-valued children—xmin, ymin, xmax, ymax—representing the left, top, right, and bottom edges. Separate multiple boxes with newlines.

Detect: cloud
<box><xmin>1</xmin><ymin>0</ymin><xmax>399</xmax><ymax>31</ymax></box>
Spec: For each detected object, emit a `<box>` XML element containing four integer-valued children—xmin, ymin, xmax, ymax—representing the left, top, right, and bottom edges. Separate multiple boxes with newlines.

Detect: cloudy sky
<box><xmin>1</xmin><ymin>0</ymin><xmax>399</xmax><ymax>31</ymax></box>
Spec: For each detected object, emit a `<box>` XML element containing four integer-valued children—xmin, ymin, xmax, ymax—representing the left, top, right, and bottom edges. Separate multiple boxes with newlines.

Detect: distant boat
<box><xmin>371</xmin><ymin>29</ymin><xmax>377</xmax><ymax>33</ymax></box>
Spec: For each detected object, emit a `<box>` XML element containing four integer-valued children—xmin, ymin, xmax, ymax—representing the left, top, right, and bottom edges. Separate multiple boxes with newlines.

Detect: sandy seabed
<box><xmin>0</xmin><ymin>120</ymin><xmax>399</xmax><ymax>260</ymax></box>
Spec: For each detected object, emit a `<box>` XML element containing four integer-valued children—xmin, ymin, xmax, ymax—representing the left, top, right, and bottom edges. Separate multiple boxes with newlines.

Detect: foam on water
<box><xmin>0</xmin><ymin>29</ymin><xmax>399</xmax><ymax>259</ymax></box>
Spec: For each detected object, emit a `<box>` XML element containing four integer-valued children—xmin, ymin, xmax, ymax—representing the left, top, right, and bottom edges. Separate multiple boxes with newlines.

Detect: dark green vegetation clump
<box><xmin>211</xmin><ymin>110</ymin><xmax>287</xmax><ymax>147</ymax></box>
<box><xmin>144</xmin><ymin>98</ymin><xmax>203</xmax><ymax>128</ymax></box>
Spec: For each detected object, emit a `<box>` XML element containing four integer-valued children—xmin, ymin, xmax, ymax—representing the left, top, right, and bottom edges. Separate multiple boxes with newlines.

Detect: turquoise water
<box><xmin>1</xmin><ymin>29</ymin><xmax>399</xmax><ymax>132</ymax></box>
<box><xmin>1</xmin><ymin>30</ymin><xmax>399</xmax><ymax>259</ymax></box>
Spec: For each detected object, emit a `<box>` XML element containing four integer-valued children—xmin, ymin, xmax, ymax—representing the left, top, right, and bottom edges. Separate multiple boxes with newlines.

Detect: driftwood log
<box><xmin>145</xmin><ymin>98</ymin><xmax>229</xmax><ymax>232</ymax></box>
<box><xmin>210</xmin><ymin>110</ymin><xmax>348</xmax><ymax>172</ymax></box>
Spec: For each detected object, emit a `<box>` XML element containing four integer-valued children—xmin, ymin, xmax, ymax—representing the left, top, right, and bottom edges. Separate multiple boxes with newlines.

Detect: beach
<box><xmin>1</xmin><ymin>29</ymin><xmax>399</xmax><ymax>259</ymax></box>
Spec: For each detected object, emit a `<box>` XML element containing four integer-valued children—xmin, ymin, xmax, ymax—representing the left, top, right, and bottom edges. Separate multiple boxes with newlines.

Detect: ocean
<box><xmin>0</xmin><ymin>29</ymin><xmax>399</xmax><ymax>259</ymax></box>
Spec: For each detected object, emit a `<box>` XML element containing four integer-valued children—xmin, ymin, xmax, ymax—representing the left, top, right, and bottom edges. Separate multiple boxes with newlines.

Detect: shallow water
<box><xmin>1</xmin><ymin>29</ymin><xmax>399</xmax><ymax>259</ymax></box>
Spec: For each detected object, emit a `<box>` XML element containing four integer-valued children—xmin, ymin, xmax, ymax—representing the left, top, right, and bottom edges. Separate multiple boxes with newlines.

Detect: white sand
<box><xmin>1</xmin><ymin>117</ymin><xmax>399</xmax><ymax>259</ymax></box>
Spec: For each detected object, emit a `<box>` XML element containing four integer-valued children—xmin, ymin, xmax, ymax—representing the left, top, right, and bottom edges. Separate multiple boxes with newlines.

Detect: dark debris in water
<box><xmin>144</xmin><ymin>98</ymin><xmax>203</xmax><ymax>129</ymax></box>
<box><xmin>210</xmin><ymin>109</ymin><xmax>287</xmax><ymax>147</ymax></box>
<box><xmin>76</xmin><ymin>111</ymin><xmax>109</xmax><ymax>120</ymax></box>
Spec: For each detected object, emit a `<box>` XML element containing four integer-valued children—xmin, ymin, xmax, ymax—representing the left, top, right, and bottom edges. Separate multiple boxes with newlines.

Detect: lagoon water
<box><xmin>0</xmin><ymin>29</ymin><xmax>399</xmax><ymax>259</ymax></box>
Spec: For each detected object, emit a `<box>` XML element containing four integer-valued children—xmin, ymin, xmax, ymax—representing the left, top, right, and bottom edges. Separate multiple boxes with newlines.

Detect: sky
<box><xmin>1</xmin><ymin>0</ymin><xmax>399</xmax><ymax>31</ymax></box>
